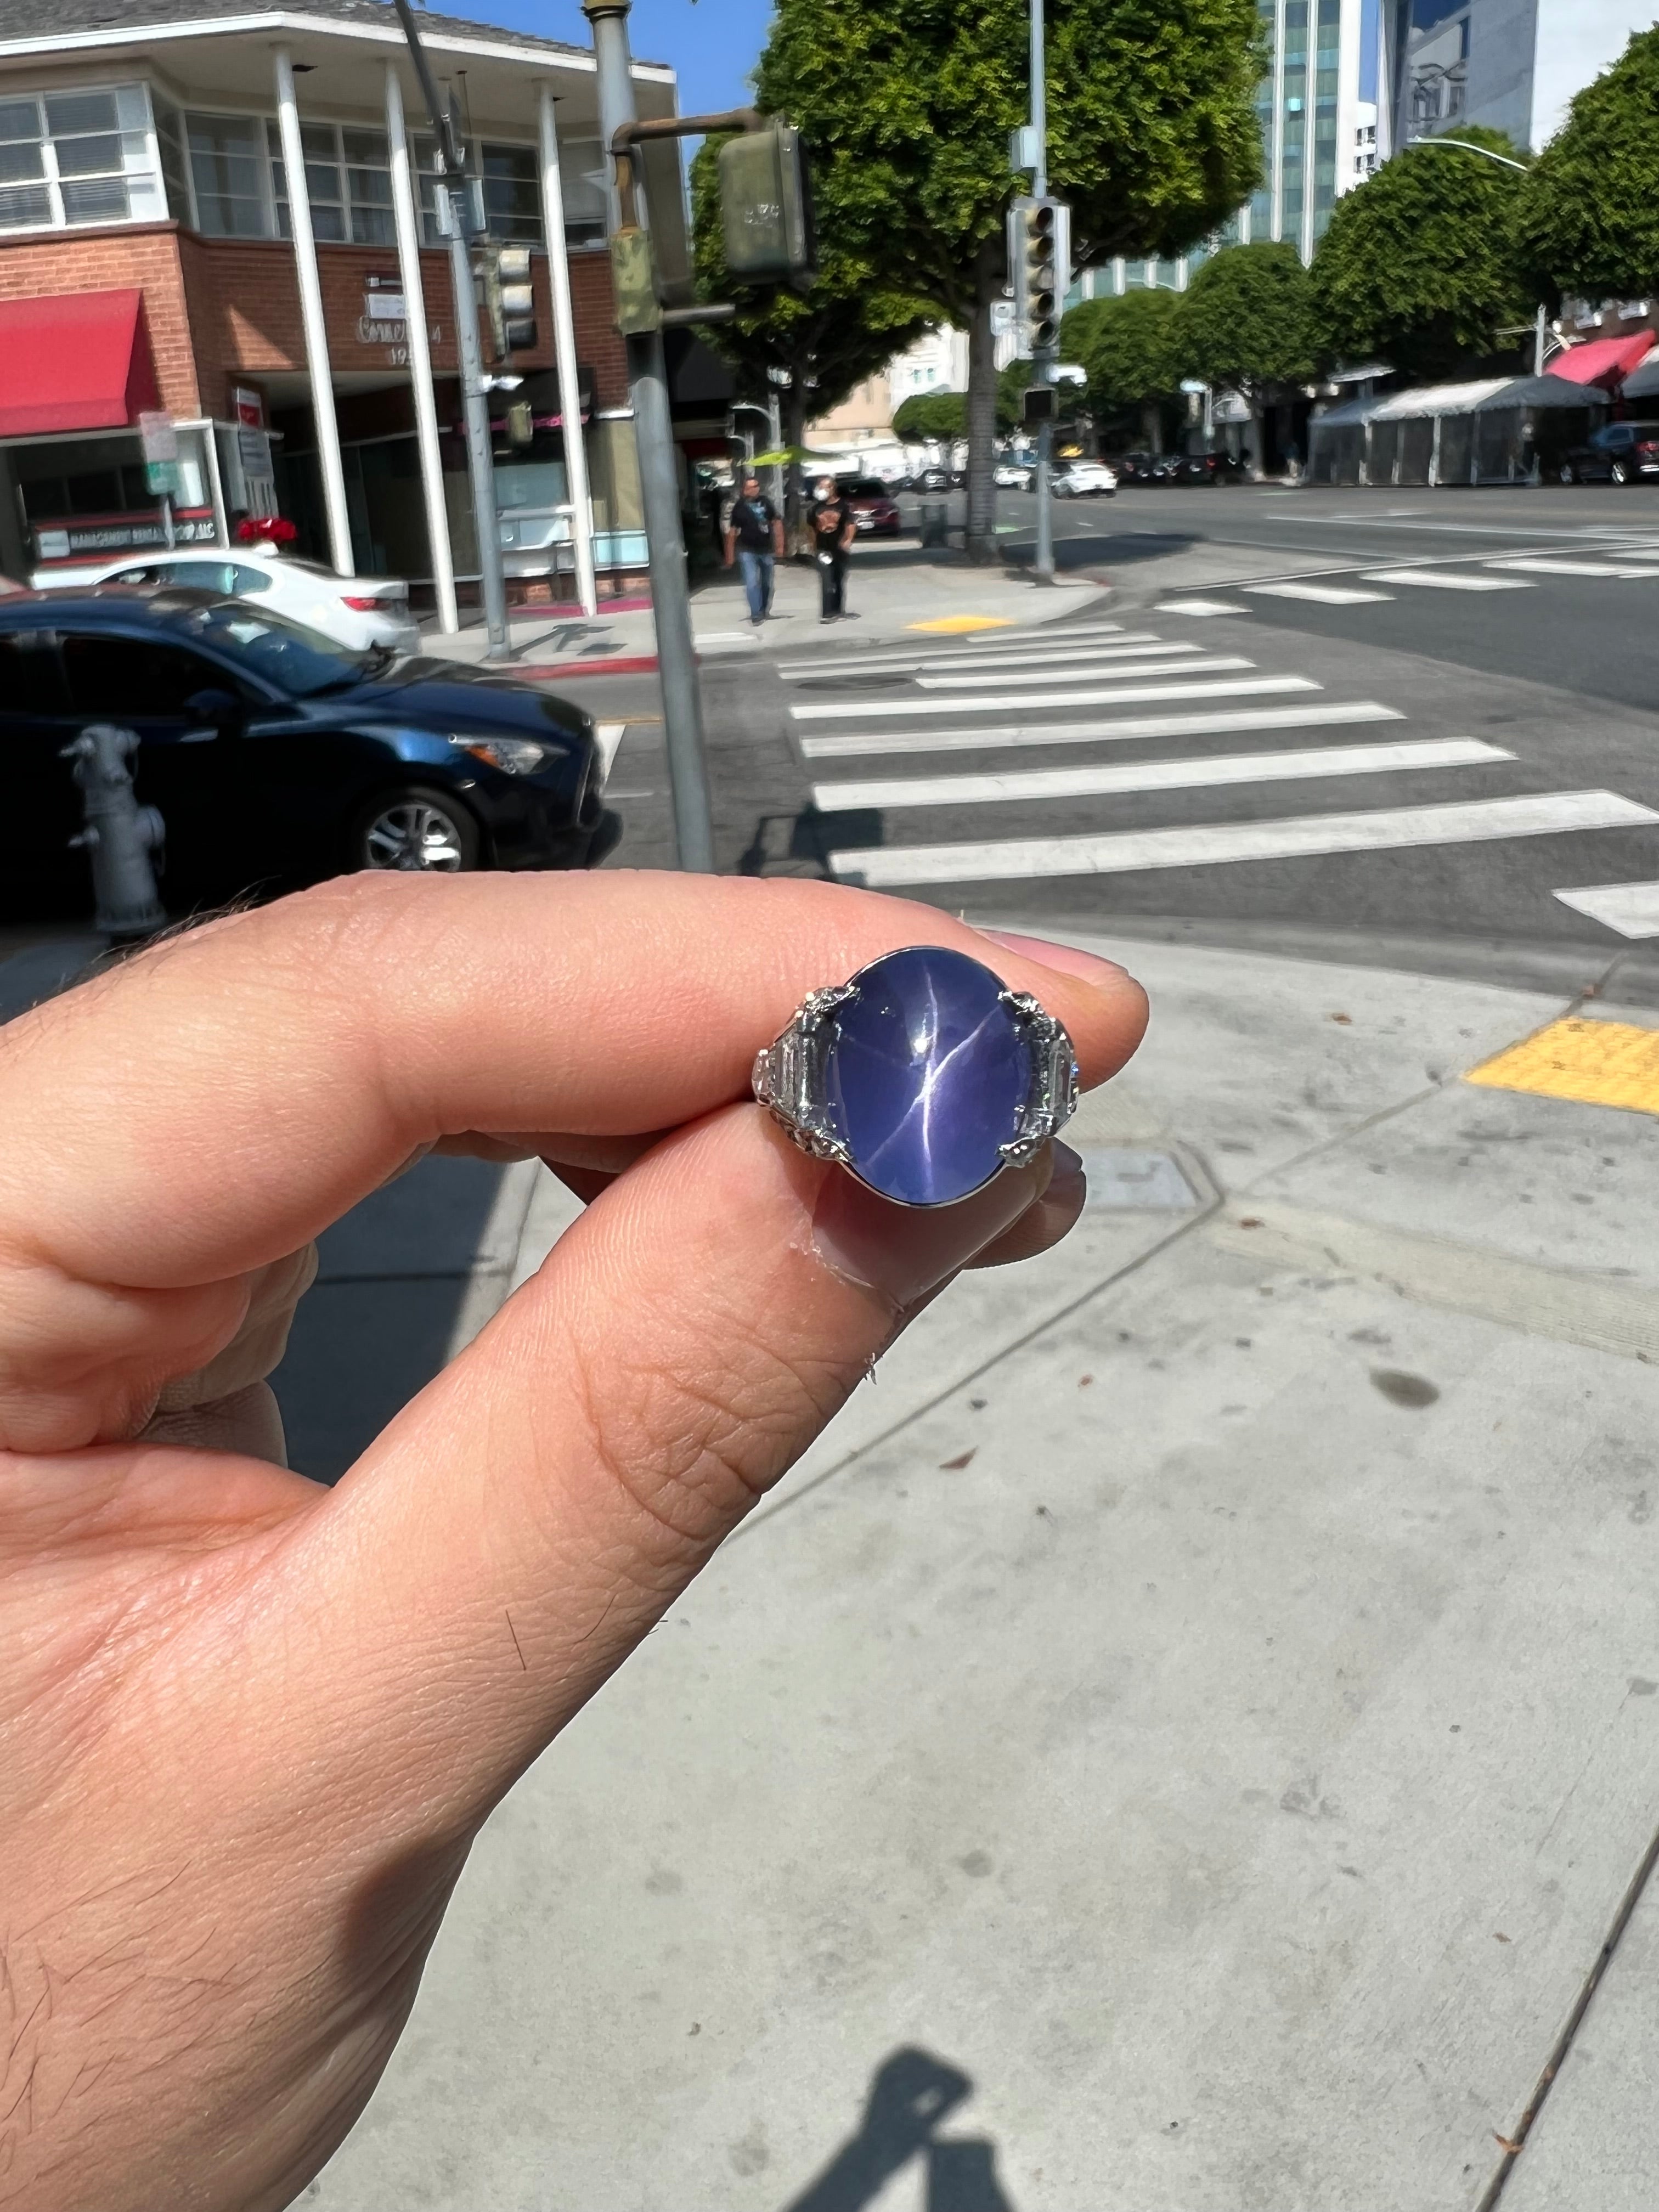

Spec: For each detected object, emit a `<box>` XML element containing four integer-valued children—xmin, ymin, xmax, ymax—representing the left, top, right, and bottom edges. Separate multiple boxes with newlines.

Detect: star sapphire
<box><xmin>822</xmin><ymin>946</ymin><xmax>1035</xmax><ymax>1206</ymax></box>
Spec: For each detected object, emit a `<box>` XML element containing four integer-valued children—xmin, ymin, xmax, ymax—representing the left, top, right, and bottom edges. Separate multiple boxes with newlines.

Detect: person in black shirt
<box><xmin>721</xmin><ymin>474</ymin><xmax>784</xmax><ymax>624</ymax></box>
<box><xmin>809</xmin><ymin>474</ymin><xmax>857</xmax><ymax>623</ymax></box>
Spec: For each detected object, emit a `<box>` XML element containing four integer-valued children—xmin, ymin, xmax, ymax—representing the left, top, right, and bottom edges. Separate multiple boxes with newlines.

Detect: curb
<box><xmin>514</xmin><ymin>654</ymin><xmax>660</xmax><ymax>680</ymax></box>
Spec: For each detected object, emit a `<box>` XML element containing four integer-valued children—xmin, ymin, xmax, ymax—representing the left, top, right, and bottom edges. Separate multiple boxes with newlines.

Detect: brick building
<box><xmin>0</xmin><ymin>0</ymin><xmax>720</xmax><ymax>612</ymax></box>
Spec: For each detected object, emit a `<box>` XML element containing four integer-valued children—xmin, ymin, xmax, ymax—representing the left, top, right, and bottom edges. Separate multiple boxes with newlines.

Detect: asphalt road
<box><xmin>586</xmin><ymin>483</ymin><xmax>1659</xmax><ymax>998</ymax></box>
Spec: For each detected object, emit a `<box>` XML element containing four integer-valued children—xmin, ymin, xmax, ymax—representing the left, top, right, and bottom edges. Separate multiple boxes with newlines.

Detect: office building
<box><xmin>1386</xmin><ymin>0</ymin><xmax>1654</xmax><ymax>157</ymax></box>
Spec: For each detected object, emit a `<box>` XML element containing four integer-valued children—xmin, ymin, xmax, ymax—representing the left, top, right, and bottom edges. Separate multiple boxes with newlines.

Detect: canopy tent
<box><xmin>1618</xmin><ymin>354</ymin><xmax>1659</xmax><ymax>403</ymax></box>
<box><xmin>1309</xmin><ymin>373</ymin><xmax>1608</xmax><ymax>487</ymax></box>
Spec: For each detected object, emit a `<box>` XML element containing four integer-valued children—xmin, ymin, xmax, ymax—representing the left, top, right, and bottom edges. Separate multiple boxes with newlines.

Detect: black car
<box><xmin>4</xmin><ymin>588</ymin><xmax>619</xmax><ymax>913</ymax></box>
<box><xmin>1557</xmin><ymin>420</ymin><xmax>1659</xmax><ymax>486</ymax></box>
<box><xmin>1172</xmin><ymin>452</ymin><xmax>1248</xmax><ymax>486</ymax></box>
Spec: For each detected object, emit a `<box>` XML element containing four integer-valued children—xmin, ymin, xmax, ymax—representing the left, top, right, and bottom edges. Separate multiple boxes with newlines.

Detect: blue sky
<box><xmin>460</xmin><ymin>0</ymin><xmax>772</xmax><ymax>115</ymax></box>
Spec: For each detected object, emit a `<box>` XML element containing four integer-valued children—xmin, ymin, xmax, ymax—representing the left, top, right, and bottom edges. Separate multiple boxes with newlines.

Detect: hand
<box><xmin>0</xmin><ymin>873</ymin><xmax>1144</xmax><ymax>2210</ymax></box>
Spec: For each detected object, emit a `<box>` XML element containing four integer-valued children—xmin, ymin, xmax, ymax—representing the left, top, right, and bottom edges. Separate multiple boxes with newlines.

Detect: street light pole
<box><xmin>1030</xmin><ymin>0</ymin><xmax>1056</xmax><ymax>586</ymax></box>
<box><xmin>391</xmin><ymin>0</ymin><xmax>510</xmax><ymax>657</ymax></box>
<box><xmin>583</xmin><ymin>0</ymin><xmax>715</xmax><ymax>874</ymax></box>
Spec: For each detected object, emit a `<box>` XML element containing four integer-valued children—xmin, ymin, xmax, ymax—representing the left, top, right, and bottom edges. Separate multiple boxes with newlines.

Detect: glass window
<box><xmin>269</xmin><ymin>119</ymin><xmax>345</xmax><ymax>242</ymax></box>
<box><xmin>0</xmin><ymin>96</ymin><xmax>49</xmax><ymax>230</ymax></box>
<box><xmin>0</xmin><ymin>84</ymin><xmax>160</xmax><ymax>230</ymax></box>
<box><xmin>188</xmin><ymin>114</ymin><xmax>266</xmax><ymax>236</ymax></box>
<box><xmin>482</xmin><ymin>143</ymin><xmax>542</xmax><ymax>245</ymax></box>
<box><xmin>166</xmin><ymin>602</ymin><xmax>367</xmax><ymax>698</ymax></box>
<box><xmin>154</xmin><ymin>100</ymin><xmax>191</xmax><ymax>222</ymax></box>
<box><xmin>558</xmin><ymin>136</ymin><xmax>606</xmax><ymax>245</ymax></box>
<box><xmin>342</xmin><ymin>126</ymin><xmax>393</xmax><ymax>245</ymax></box>
<box><xmin>229</xmin><ymin>563</ymin><xmax>275</xmax><ymax>594</ymax></box>
<box><xmin>0</xmin><ymin>629</ymin><xmax>66</xmax><ymax>716</ymax></box>
<box><xmin>61</xmin><ymin>632</ymin><xmax>217</xmax><ymax>718</ymax></box>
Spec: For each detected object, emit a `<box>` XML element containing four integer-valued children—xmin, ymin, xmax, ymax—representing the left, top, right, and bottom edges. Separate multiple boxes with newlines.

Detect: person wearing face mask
<box><xmin>809</xmin><ymin>473</ymin><xmax>857</xmax><ymax>624</ymax></box>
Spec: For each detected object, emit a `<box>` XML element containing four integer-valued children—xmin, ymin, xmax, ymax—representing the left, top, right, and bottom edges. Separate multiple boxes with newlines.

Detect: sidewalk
<box><xmin>418</xmin><ymin>542</ymin><xmax>1107</xmax><ymax>678</ymax></box>
<box><xmin>307</xmin><ymin>930</ymin><xmax>1659</xmax><ymax>2212</ymax></box>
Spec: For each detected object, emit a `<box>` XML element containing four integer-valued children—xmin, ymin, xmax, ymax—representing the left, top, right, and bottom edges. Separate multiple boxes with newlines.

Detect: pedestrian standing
<box><xmin>722</xmin><ymin>472</ymin><xmax>784</xmax><ymax>625</ymax></box>
<box><xmin>809</xmin><ymin>474</ymin><xmax>857</xmax><ymax>624</ymax></box>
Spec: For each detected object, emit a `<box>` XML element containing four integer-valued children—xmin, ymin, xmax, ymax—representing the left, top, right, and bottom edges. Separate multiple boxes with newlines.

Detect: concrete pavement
<box><xmin>303</xmin><ymin>928</ymin><xmax>1659</xmax><ymax>2212</ymax></box>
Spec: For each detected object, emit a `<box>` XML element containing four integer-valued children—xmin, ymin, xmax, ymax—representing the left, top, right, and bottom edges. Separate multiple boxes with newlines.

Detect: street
<box><xmin>602</xmin><ymin>484</ymin><xmax>1659</xmax><ymax>1001</ymax></box>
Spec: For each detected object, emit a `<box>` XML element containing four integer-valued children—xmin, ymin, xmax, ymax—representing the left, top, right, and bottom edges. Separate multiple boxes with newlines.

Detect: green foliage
<box><xmin>1177</xmin><ymin>241</ymin><xmax>1319</xmax><ymax>397</ymax></box>
<box><xmin>1060</xmin><ymin>289</ymin><xmax>1184</xmax><ymax>411</ymax></box>
<box><xmin>1513</xmin><ymin>27</ymin><xmax>1659</xmax><ymax>302</ymax></box>
<box><xmin>996</xmin><ymin>360</ymin><xmax>1037</xmax><ymax>430</ymax></box>
<box><xmin>1311</xmin><ymin>126</ymin><xmax>1532</xmax><ymax>380</ymax></box>
<box><xmin>892</xmin><ymin>390</ymin><xmax>967</xmax><ymax>442</ymax></box>
<box><xmin>755</xmin><ymin>0</ymin><xmax>1266</xmax><ymax>323</ymax></box>
<box><xmin>690</xmin><ymin>133</ymin><xmax>934</xmax><ymax>432</ymax></box>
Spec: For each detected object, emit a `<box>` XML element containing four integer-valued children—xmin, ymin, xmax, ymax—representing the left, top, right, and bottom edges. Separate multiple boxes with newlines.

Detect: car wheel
<box><xmin>352</xmin><ymin>786</ymin><xmax>481</xmax><ymax>872</ymax></box>
<box><xmin>1558</xmin><ymin>462</ymin><xmax>1576</xmax><ymax>484</ymax></box>
<box><xmin>1612</xmin><ymin>460</ymin><xmax>1629</xmax><ymax>486</ymax></box>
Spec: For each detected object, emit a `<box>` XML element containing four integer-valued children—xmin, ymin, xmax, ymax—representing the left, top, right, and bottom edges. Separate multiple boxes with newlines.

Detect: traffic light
<box><xmin>1022</xmin><ymin>383</ymin><xmax>1057</xmax><ymax>425</ymax></box>
<box><xmin>719</xmin><ymin>123</ymin><xmax>817</xmax><ymax>287</ymax></box>
<box><xmin>1008</xmin><ymin>195</ymin><xmax>1070</xmax><ymax>357</ymax></box>
<box><xmin>481</xmin><ymin>242</ymin><xmax>537</xmax><ymax>359</ymax></box>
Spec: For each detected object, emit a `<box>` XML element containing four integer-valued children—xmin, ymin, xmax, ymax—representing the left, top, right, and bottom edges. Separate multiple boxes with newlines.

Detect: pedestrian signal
<box><xmin>1008</xmin><ymin>195</ymin><xmax>1070</xmax><ymax>358</ymax></box>
<box><xmin>719</xmin><ymin>123</ymin><xmax>817</xmax><ymax>288</ymax></box>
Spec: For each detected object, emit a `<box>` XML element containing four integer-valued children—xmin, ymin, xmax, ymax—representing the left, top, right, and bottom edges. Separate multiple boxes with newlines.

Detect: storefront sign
<box><xmin>33</xmin><ymin>507</ymin><xmax>218</xmax><ymax>565</ymax></box>
<box><xmin>233</xmin><ymin>386</ymin><xmax>273</xmax><ymax>485</ymax></box>
<box><xmin>357</xmin><ymin>272</ymin><xmax>440</xmax><ymax>363</ymax></box>
<box><xmin>139</xmin><ymin>409</ymin><xmax>182</xmax><ymax>496</ymax></box>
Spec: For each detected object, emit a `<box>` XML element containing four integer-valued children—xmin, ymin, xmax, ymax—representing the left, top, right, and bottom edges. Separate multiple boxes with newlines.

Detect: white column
<box><xmin>538</xmin><ymin>86</ymin><xmax>597</xmax><ymax>618</ymax></box>
<box><xmin>275</xmin><ymin>48</ymin><xmax>353</xmax><ymax>575</ymax></box>
<box><xmin>386</xmin><ymin>66</ymin><xmax>458</xmax><ymax>633</ymax></box>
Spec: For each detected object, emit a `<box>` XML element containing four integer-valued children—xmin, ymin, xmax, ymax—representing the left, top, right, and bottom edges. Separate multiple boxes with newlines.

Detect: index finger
<box><xmin>0</xmin><ymin>871</ymin><xmax>1144</xmax><ymax>1292</ymax></box>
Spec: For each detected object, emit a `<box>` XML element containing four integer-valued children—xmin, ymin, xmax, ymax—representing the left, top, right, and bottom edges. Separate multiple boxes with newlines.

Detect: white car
<box><xmin>32</xmin><ymin>546</ymin><xmax>421</xmax><ymax>655</ymax></box>
<box><xmin>1052</xmin><ymin>460</ymin><xmax>1118</xmax><ymax>498</ymax></box>
<box><xmin>994</xmin><ymin>460</ymin><xmax>1035</xmax><ymax>488</ymax></box>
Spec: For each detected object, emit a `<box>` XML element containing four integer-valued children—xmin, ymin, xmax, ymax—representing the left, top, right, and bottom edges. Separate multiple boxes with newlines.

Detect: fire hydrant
<box><xmin>61</xmin><ymin>723</ymin><xmax>166</xmax><ymax>943</ymax></box>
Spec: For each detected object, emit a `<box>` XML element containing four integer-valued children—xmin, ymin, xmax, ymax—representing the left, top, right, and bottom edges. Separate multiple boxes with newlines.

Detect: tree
<box><xmin>1513</xmin><ymin>26</ymin><xmax>1659</xmax><ymax>305</ymax></box>
<box><xmin>1060</xmin><ymin>289</ymin><xmax>1183</xmax><ymax>450</ymax></box>
<box><xmin>892</xmin><ymin>390</ymin><xmax>967</xmax><ymax>442</ymax></box>
<box><xmin>1311</xmin><ymin>126</ymin><xmax>1532</xmax><ymax>381</ymax></box>
<box><xmin>1176</xmin><ymin>241</ymin><xmax>1318</xmax><ymax>472</ymax></box>
<box><xmin>748</xmin><ymin>0</ymin><xmax>1264</xmax><ymax>559</ymax></box>
<box><xmin>690</xmin><ymin>136</ymin><xmax>935</xmax><ymax>534</ymax></box>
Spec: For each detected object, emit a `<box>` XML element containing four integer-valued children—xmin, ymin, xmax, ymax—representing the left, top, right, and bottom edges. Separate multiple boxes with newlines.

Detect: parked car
<box><xmin>3</xmin><ymin>588</ymin><xmax>618</xmax><ymax>913</ymax></box>
<box><xmin>32</xmin><ymin>546</ymin><xmax>422</xmax><ymax>655</ymax></box>
<box><xmin>1173</xmin><ymin>452</ymin><xmax>1248</xmax><ymax>486</ymax></box>
<box><xmin>1556</xmin><ymin>421</ymin><xmax>1659</xmax><ymax>486</ymax></box>
<box><xmin>838</xmin><ymin>477</ymin><xmax>904</xmax><ymax>537</ymax></box>
<box><xmin>1052</xmin><ymin>460</ymin><xmax>1118</xmax><ymax>498</ymax></box>
<box><xmin>912</xmin><ymin>463</ymin><xmax>951</xmax><ymax>492</ymax></box>
<box><xmin>994</xmin><ymin>460</ymin><xmax>1035</xmax><ymax>489</ymax></box>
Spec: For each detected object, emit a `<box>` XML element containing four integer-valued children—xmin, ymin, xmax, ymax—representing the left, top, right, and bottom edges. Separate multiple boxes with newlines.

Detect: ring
<box><xmin>752</xmin><ymin>945</ymin><xmax>1079</xmax><ymax>1209</ymax></box>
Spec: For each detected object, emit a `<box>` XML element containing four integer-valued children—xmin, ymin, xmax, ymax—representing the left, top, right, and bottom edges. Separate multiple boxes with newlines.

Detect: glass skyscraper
<box><xmin>1077</xmin><ymin>0</ymin><xmax>1364</xmax><ymax>301</ymax></box>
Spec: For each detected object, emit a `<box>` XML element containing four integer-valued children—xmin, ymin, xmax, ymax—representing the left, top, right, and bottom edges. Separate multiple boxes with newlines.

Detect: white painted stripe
<box><xmin>594</xmin><ymin>720</ymin><xmax>627</xmax><ymax>777</ymax></box>
<box><xmin>1362</xmin><ymin>568</ymin><xmax>1533</xmax><ymax>592</ymax></box>
<box><xmin>967</xmin><ymin>618</ymin><xmax>1127</xmax><ymax>644</ymax></box>
<box><xmin>799</xmin><ymin>698</ymin><xmax>1404</xmax><ymax>759</ymax></box>
<box><xmin>1156</xmin><ymin>599</ymin><xmax>1251</xmax><ymax>616</ymax></box>
<box><xmin>776</xmin><ymin>630</ymin><xmax>1159</xmax><ymax>680</ymax></box>
<box><xmin>917</xmin><ymin>655</ymin><xmax>1252</xmax><ymax>691</ymax></box>
<box><xmin>1553</xmin><ymin>881</ymin><xmax>1659</xmax><ymax>938</ymax></box>
<box><xmin>791</xmin><ymin>675</ymin><xmax>1319</xmax><ymax>721</ymax></box>
<box><xmin>1247</xmin><ymin>580</ymin><xmax>1393</xmax><ymax>605</ymax></box>
<box><xmin>830</xmin><ymin>791</ymin><xmax>1659</xmax><ymax>889</ymax></box>
<box><xmin>917</xmin><ymin>638</ymin><xmax>1197</xmax><ymax>672</ymax></box>
<box><xmin>812</xmin><ymin>737</ymin><xmax>1513</xmax><ymax>815</ymax></box>
<box><xmin>1489</xmin><ymin>557</ymin><xmax>1659</xmax><ymax>580</ymax></box>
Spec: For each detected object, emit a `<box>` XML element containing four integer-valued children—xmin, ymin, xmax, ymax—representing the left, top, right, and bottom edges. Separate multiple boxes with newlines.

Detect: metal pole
<box><xmin>539</xmin><ymin>86</ymin><xmax>599</xmax><ymax>618</ymax></box>
<box><xmin>275</xmin><ymin>49</ymin><xmax>353</xmax><ymax>575</ymax></box>
<box><xmin>386</xmin><ymin>64</ymin><xmax>459</xmax><ymax>634</ymax></box>
<box><xmin>583</xmin><ymin>0</ymin><xmax>715</xmax><ymax>873</ymax></box>
<box><xmin>391</xmin><ymin>0</ymin><xmax>509</xmax><ymax>656</ymax></box>
<box><xmin>1536</xmin><ymin>302</ymin><xmax>1547</xmax><ymax>379</ymax></box>
<box><xmin>1030</xmin><ymin>0</ymin><xmax>1056</xmax><ymax>586</ymax></box>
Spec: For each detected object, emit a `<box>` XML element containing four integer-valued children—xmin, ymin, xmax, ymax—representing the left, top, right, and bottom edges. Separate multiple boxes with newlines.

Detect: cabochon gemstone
<box><xmin>823</xmin><ymin>946</ymin><xmax>1032</xmax><ymax>1206</ymax></box>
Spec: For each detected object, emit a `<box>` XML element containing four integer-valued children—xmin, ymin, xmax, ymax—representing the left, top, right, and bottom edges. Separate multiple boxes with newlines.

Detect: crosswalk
<box><xmin>787</xmin><ymin>616</ymin><xmax>1659</xmax><ymax>907</ymax></box>
<box><xmin>1158</xmin><ymin>547</ymin><xmax>1659</xmax><ymax>614</ymax></box>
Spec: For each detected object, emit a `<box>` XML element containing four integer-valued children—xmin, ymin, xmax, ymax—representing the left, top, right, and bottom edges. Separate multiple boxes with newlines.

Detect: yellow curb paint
<box><xmin>906</xmin><ymin>615</ymin><xmax>1017</xmax><ymax>634</ymax></box>
<box><xmin>1465</xmin><ymin>1015</ymin><xmax>1659</xmax><ymax>1116</ymax></box>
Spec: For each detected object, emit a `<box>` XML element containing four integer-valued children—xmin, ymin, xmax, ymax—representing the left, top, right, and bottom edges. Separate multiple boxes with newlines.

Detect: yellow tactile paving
<box><xmin>1465</xmin><ymin>1015</ymin><xmax>1659</xmax><ymax>1116</ymax></box>
<box><xmin>906</xmin><ymin>615</ymin><xmax>1015</xmax><ymax>634</ymax></box>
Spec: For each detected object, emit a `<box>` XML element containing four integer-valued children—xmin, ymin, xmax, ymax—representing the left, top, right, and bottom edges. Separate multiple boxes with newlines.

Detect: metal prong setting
<box><xmin>997</xmin><ymin>989</ymin><xmax>1081</xmax><ymax>1167</ymax></box>
<box><xmin>753</xmin><ymin>983</ymin><xmax>859</xmax><ymax>1166</ymax></box>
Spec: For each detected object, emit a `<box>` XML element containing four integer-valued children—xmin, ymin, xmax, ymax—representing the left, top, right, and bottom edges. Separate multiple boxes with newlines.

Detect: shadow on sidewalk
<box><xmin>780</xmin><ymin>2047</ymin><xmax>1019</xmax><ymax>2211</ymax></box>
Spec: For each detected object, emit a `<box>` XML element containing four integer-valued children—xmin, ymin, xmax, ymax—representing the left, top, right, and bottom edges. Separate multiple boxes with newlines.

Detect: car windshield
<box><xmin>163</xmin><ymin>600</ymin><xmax>370</xmax><ymax>697</ymax></box>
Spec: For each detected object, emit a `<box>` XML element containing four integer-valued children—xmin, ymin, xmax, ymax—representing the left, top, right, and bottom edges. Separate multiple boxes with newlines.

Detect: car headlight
<box><xmin>449</xmin><ymin>733</ymin><xmax>548</xmax><ymax>775</ymax></box>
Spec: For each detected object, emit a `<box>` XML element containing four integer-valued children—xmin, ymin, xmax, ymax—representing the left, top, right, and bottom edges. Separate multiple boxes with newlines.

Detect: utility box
<box><xmin>719</xmin><ymin>124</ymin><xmax>816</xmax><ymax>287</ymax></box>
<box><xmin>609</xmin><ymin>228</ymin><xmax>662</xmax><ymax>335</ymax></box>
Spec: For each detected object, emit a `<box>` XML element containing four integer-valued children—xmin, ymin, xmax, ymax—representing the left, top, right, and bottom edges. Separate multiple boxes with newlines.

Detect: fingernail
<box><xmin>975</xmin><ymin>927</ymin><xmax>1134</xmax><ymax>989</ymax></box>
<box><xmin>1045</xmin><ymin>1139</ymin><xmax>1086</xmax><ymax>1207</ymax></box>
<box><xmin>812</xmin><ymin>1149</ymin><xmax>1053</xmax><ymax>1311</ymax></box>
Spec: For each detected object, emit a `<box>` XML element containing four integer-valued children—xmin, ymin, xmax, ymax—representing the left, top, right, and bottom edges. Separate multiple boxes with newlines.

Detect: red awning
<box><xmin>1548</xmin><ymin>333</ymin><xmax>1657</xmax><ymax>389</ymax></box>
<box><xmin>0</xmin><ymin>289</ymin><xmax>162</xmax><ymax>438</ymax></box>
